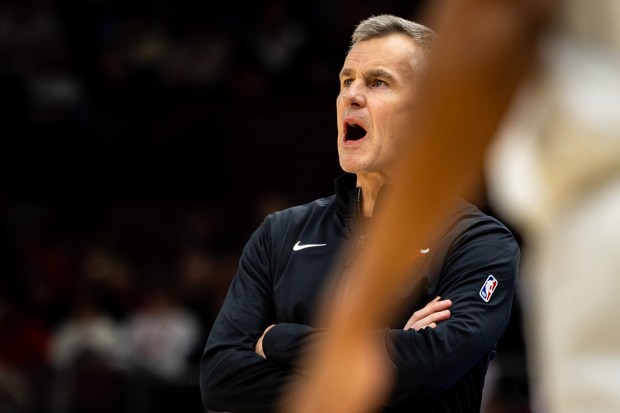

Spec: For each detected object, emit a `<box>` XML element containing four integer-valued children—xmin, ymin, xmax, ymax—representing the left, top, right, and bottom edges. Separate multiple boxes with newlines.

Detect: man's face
<box><xmin>337</xmin><ymin>33</ymin><xmax>421</xmax><ymax>179</ymax></box>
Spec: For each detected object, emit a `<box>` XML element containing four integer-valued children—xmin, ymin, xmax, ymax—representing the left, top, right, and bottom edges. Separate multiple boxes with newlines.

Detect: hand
<box><xmin>255</xmin><ymin>324</ymin><xmax>275</xmax><ymax>358</ymax></box>
<box><xmin>403</xmin><ymin>296</ymin><xmax>452</xmax><ymax>331</ymax></box>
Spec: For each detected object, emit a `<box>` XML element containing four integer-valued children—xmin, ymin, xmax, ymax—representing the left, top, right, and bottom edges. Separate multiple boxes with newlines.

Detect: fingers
<box><xmin>255</xmin><ymin>324</ymin><xmax>276</xmax><ymax>358</ymax></box>
<box><xmin>403</xmin><ymin>297</ymin><xmax>452</xmax><ymax>331</ymax></box>
<box><xmin>255</xmin><ymin>334</ymin><xmax>266</xmax><ymax>358</ymax></box>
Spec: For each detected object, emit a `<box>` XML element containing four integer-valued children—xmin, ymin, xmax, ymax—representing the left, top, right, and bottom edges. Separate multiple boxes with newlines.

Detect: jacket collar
<box><xmin>334</xmin><ymin>172</ymin><xmax>393</xmax><ymax>221</ymax></box>
<box><xmin>334</xmin><ymin>173</ymin><xmax>359</xmax><ymax>222</ymax></box>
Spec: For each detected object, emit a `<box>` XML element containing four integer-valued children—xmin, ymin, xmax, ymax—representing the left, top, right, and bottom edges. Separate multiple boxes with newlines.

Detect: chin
<box><xmin>339</xmin><ymin>154</ymin><xmax>365</xmax><ymax>172</ymax></box>
<box><xmin>339</xmin><ymin>161</ymin><xmax>360</xmax><ymax>174</ymax></box>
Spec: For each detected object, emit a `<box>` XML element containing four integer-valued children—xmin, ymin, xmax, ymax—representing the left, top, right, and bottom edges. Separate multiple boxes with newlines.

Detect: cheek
<box><xmin>380</xmin><ymin>110</ymin><xmax>409</xmax><ymax>144</ymax></box>
<box><xmin>336</xmin><ymin>95</ymin><xmax>345</xmax><ymax>113</ymax></box>
<box><xmin>335</xmin><ymin>101</ymin><xmax>344</xmax><ymax>129</ymax></box>
<box><xmin>375</xmin><ymin>132</ymin><xmax>399</xmax><ymax>162</ymax></box>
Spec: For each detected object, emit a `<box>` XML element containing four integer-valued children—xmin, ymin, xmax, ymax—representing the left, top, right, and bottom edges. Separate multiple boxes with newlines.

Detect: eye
<box><xmin>370</xmin><ymin>79</ymin><xmax>386</xmax><ymax>88</ymax></box>
<box><xmin>342</xmin><ymin>78</ymin><xmax>353</xmax><ymax>88</ymax></box>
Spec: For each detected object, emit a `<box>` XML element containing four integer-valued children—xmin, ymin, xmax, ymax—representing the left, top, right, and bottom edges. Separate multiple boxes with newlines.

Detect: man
<box><xmin>200</xmin><ymin>14</ymin><xmax>520</xmax><ymax>413</ymax></box>
<box><xmin>279</xmin><ymin>2</ymin><xmax>558</xmax><ymax>413</ymax></box>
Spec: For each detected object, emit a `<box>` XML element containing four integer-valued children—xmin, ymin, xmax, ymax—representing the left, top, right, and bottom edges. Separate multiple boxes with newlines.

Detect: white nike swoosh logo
<box><xmin>293</xmin><ymin>241</ymin><xmax>327</xmax><ymax>251</ymax></box>
<box><xmin>420</xmin><ymin>248</ymin><xmax>430</xmax><ymax>254</ymax></box>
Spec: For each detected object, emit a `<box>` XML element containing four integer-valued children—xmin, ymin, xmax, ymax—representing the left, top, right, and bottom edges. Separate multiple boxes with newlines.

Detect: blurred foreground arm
<box><xmin>280</xmin><ymin>1</ymin><xmax>557</xmax><ymax>412</ymax></box>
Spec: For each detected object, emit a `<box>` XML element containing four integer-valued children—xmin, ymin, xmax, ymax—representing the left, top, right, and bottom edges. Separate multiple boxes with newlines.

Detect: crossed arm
<box><xmin>201</xmin><ymin>259</ymin><xmax>454</xmax><ymax>413</ymax></box>
<box><xmin>255</xmin><ymin>297</ymin><xmax>453</xmax><ymax>358</ymax></box>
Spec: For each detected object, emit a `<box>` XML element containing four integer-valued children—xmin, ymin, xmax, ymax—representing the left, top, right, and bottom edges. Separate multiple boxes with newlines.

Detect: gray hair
<box><xmin>349</xmin><ymin>14</ymin><xmax>435</xmax><ymax>54</ymax></box>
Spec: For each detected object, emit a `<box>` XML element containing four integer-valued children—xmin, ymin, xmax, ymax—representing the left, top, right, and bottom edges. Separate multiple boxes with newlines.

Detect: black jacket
<box><xmin>200</xmin><ymin>173</ymin><xmax>520</xmax><ymax>413</ymax></box>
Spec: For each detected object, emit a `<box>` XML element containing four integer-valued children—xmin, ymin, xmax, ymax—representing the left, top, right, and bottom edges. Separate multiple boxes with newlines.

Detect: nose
<box><xmin>341</xmin><ymin>80</ymin><xmax>366</xmax><ymax>107</ymax></box>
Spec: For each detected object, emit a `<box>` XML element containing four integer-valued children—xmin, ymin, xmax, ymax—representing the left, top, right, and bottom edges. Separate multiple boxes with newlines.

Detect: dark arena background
<box><xmin>0</xmin><ymin>1</ymin><xmax>530</xmax><ymax>412</ymax></box>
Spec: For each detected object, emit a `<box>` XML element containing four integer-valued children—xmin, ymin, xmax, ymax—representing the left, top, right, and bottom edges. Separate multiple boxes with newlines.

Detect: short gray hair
<box><xmin>349</xmin><ymin>14</ymin><xmax>435</xmax><ymax>53</ymax></box>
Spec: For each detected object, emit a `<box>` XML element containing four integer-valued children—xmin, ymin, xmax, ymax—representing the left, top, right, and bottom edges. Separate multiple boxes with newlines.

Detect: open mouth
<box><xmin>344</xmin><ymin>122</ymin><xmax>367</xmax><ymax>142</ymax></box>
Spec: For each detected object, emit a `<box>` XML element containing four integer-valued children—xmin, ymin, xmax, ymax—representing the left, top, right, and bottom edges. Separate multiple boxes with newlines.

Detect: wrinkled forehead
<box><xmin>342</xmin><ymin>34</ymin><xmax>420</xmax><ymax>77</ymax></box>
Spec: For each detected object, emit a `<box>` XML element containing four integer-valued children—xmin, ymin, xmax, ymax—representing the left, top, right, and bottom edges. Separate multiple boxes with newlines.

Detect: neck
<box><xmin>355</xmin><ymin>173</ymin><xmax>387</xmax><ymax>218</ymax></box>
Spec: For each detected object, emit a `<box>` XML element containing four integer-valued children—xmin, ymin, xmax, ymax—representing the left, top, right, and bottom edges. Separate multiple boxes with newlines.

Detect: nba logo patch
<box><xmin>479</xmin><ymin>274</ymin><xmax>498</xmax><ymax>302</ymax></box>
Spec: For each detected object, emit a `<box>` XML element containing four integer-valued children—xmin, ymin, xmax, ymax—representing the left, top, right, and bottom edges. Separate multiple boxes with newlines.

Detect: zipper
<box><xmin>340</xmin><ymin>186</ymin><xmax>367</xmax><ymax>297</ymax></box>
<box><xmin>343</xmin><ymin>186</ymin><xmax>367</xmax><ymax>269</ymax></box>
<box><xmin>356</xmin><ymin>186</ymin><xmax>367</xmax><ymax>247</ymax></box>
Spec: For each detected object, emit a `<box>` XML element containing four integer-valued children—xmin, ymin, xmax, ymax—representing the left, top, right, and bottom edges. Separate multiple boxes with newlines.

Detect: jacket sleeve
<box><xmin>200</xmin><ymin>215</ymin><xmax>297</xmax><ymax>413</ymax></box>
<box><xmin>262</xmin><ymin>323</ymin><xmax>315</xmax><ymax>365</ymax></box>
<box><xmin>383</xmin><ymin>217</ymin><xmax>520</xmax><ymax>403</ymax></box>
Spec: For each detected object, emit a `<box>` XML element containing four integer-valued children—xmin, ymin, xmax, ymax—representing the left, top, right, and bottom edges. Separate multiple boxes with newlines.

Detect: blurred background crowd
<box><xmin>1</xmin><ymin>1</ymin><xmax>530</xmax><ymax>412</ymax></box>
